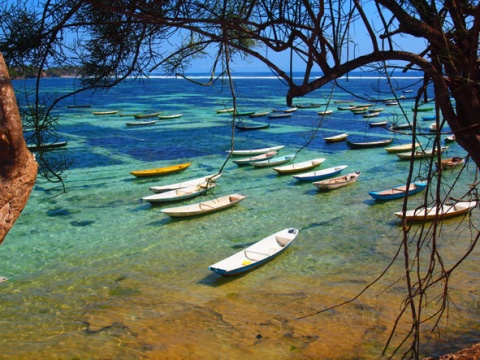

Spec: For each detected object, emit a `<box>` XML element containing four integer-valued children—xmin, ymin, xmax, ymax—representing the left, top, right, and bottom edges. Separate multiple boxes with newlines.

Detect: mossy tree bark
<box><xmin>0</xmin><ymin>53</ymin><xmax>37</xmax><ymax>243</ymax></box>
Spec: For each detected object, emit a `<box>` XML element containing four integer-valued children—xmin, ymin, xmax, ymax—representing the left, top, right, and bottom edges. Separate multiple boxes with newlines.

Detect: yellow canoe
<box><xmin>130</xmin><ymin>162</ymin><xmax>192</xmax><ymax>178</ymax></box>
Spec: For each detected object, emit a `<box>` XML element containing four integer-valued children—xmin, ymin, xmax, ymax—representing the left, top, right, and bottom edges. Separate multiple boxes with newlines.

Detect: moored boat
<box><xmin>394</xmin><ymin>201</ymin><xmax>477</xmax><ymax>222</ymax></box>
<box><xmin>273</xmin><ymin>158</ymin><xmax>326</xmax><ymax>174</ymax></box>
<box><xmin>130</xmin><ymin>162</ymin><xmax>192</xmax><ymax>178</ymax></box>
<box><xmin>318</xmin><ymin>109</ymin><xmax>333</xmax><ymax>115</ymax></box>
<box><xmin>161</xmin><ymin>193</ymin><xmax>247</xmax><ymax>218</ymax></box>
<box><xmin>268</xmin><ymin>112</ymin><xmax>292</xmax><ymax>119</ymax></box>
<box><xmin>92</xmin><ymin>110</ymin><xmax>118</xmax><ymax>115</ymax></box>
<box><xmin>235</xmin><ymin>122</ymin><xmax>270</xmax><ymax>131</ymax></box>
<box><xmin>293</xmin><ymin>165</ymin><xmax>348</xmax><ymax>182</ymax></box>
<box><xmin>142</xmin><ymin>183</ymin><xmax>216</xmax><ymax>204</ymax></box>
<box><xmin>226</xmin><ymin>145</ymin><xmax>284</xmax><ymax>156</ymax></box>
<box><xmin>324</xmin><ymin>133</ymin><xmax>348</xmax><ymax>143</ymax></box>
<box><xmin>232</xmin><ymin>151</ymin><xmax>278</xmax><ymax>166</ymax></box>
<box><xmin>208</xmin><ymin>228</ymin><xmax>299</xmax><ymax>276</ymax></box>
<box><xmin>385</xmin><ymin>142</ymin><xmax>421</xmax><ymax>153</ymax></box>
<box><xmin>436</xmin><ymin>157</ymin><xmax>465</xmax><ymax>170</ymax></box>
<box><xmin>369</xmin><ymin>120</ymin><xmax>388</xmax><ymax>127</ymax></box>
<box><xmin>133</xmin><ymin>111</ymin><xmax>162</xmax><ymax>119</ymax></box>
<box><xmin>346</xmin><ymin>138</ymin><xmax>393</xmax><ymax>149</ymax></box>
<box><xmin>368</xmin><ymin>181</ymin><xmax>428</xmax><ymax>201</ymax></box>
<box><xmin>27</xmin><ymin>141</ymin><xmax>68</xmax><ymax>152</ymax></box>
<box><xmin>248</xmin><ymin>111</ymin><xmax>270</xmax><ymax>118</ymax></box>
<box><xmin>250</xmin><ymin>154</ymin><xmax>295</xmax><ymax>167</ymax></box>
<box><xmin>125</xmin><ymin>120</ymin><xmax>157</xmax><ymax>126</ymax></box>
<box><xmin>313</xmin><ymin>171</ymin><xmax>360</xmax><ymax>190</ymax></box>
<box><xmin>149</xmin><ymin>173</ymin><xmax>222</xmax><ymax>193</ymax></box>
<box><xmin>158</xmin><ymin>113</ymin><xmax>183</xmax><ymax>119</ymax></box>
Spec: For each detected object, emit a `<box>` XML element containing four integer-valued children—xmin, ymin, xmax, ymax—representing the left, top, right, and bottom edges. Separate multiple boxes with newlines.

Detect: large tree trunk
<box><xmin>0</xmin><ymin>53</ymin><xmax>37</xmax><ymax>243</ymax></box>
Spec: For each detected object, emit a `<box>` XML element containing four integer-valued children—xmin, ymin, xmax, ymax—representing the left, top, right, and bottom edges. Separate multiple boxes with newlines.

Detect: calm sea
<box><xmin>0</xmin><ymin>72</ymin><xmax>478</xmax><ymax>359</ymax></box>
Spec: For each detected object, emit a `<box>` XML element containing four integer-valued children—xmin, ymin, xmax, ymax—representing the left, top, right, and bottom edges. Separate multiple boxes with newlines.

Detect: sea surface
<box><xmin>0</xmin><ymin>72</ymin><xmax>479</xmax><ymax>359</ymax></box>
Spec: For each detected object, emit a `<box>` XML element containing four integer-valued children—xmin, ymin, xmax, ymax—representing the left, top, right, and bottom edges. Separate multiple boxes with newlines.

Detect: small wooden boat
<box><xmin>385</xmin><ymin>142</ymin><xmax>421</xmax><ymax>153</ymax></box>
<box><xmin>313</xmin><ymin>171</ymin><xmax>360</xmax><ymax>190</ymax></box>
<box><xmin>130</xmin><ymin>162</ymin><xmax>191</xmax><ymax>178</ymax></box>
<box><xmin>429</xmin><ymin>123</ymin><xmax>437</xmax><ymax>131</ymax></box>
<box><xmin>118</xmin><ymin>112</ymin><xmax>141</xmax><ymax>117</ymax></box>
<box><xmin>161</xmin><ymin>193</ymin><xmax>247</xmax><ymax>218</ymax></box>
<box><xmin>384</xmin><ymin>100</ymin><xmax>399</xmax><ymax>106</ymax></box>
<box><xmin>226</xmin><ymin>145</ymin><xmax>284</xmax><ymax>156</ymax></box>
<box><xmin>271</xmin><ymin>107</ymin><xmax>298</xmax><ymax>113</ymax></box>
<box><xmin>436</xmin><ymin>157</ymin><xmax>465</xmax><ymax>170</ymax></box>
<box><xmin>369</xmin><ymin>120</ymin><xmax>388</xmax><ymax>127</ymax></box>
<box><xmin>158</xmin><ymin>113</ymin><xmax>183</xmax><ymax>119</ymax></box>
<box><xmin>142</xmin><ymin>183</ymin><xmax>216</xmax><ymax>204</ymax></box>
<box><xmin>412</xmin><ymin>106</ymin><xmax>433</xmax><ymax>112</ymax></box>
<box><xmin>273</xmin><ymin>158</ymin><xmax>326</xmax><ymax>174</ymax></box>
<box><xmin>27</xmin><ymin>141</ymin><xmax>68</xmax><ymax>152</ymax></box>
<box><xmin>296</xmin><ymin>103</ymin><xmax>323</xmax><ymax>108</ymax></box>
<box><xmin>391</xmin><ymin>123</ymin><xmax>412</xmax><ymax>130</ymax></box>
<box><xmin>235</xmin><ymin>122</ymin><xmax>270</xmax><ymax>131</ymax></box>
<box><xmin>368</xmin><ymin>181</ymin><xmax>428</xmax><ymax>201</ymax></box>
<box><xmin>293</xmin><ymin>165</ymin><xmax>348</xmax><ymax>182</ymax></box>
<box><xmin>250</xmin><ymin>154</ymin><xmax>295</xmax><ymax>167</ymax></box>
<box><xmin>149</xmin><ymin>173</ymin><xmax>221</xmax><ymax>193</ymax></box>
<box><xmin>133</xmin><ymin>112</ymin><xmax>162</xmax><ymax>119</ymax></box>
<box><xmin>216</xmin><ymin>107</ymin><xmax>234</xmax><ymax>114</ymax></box>
<box><xmin>248</xmin><ymin>111</ymin><xmax>270</xmax><ymax>118</ymax></box>
<box><xmin>422</xmin><ymin>115</ymin><xmax>436</xmax><ymax>121</ymax></box>
<box><xmin>337</xmin><ymin>105</ymin><xmax>356</xmax><ymax>110</ymax></box>
<box><xmin>369</xmin><ymin>108</ymin><xmax>384</xmax><ymax>113</ymax></box>
<box><xmin>318</xmin><ymin>110</ymin><xmax>333</xmax><ymax>115</ymax></box>
<box><xmin>232</xmin><ymin>151</ymin><xmax>278</xmax><ymax>166</ymax></box>
<box><xmin>394</xmin><ymin>201</ymin><xmax>477</xmax><ymax>222</ymax></box>
<box><xmin>346</xmin><ymin>138</ymin><xmax>393</xmax><ymax>149</ymax></box>
<box><xmin>363</xmin><ymin>112</ymin><xmax>380</xmax><ymax>118</ymax></box>
<box><xmin>351</xmin><ymin>108</ymin><xmax>368</xmax><ymax>114</ymax></box>
<box><xmin>92</xmin><ymin>110</ymin><xmax>118</xmax><ymax>115</ymax></box>
<box><xmin>324</xmin><ymin>133</ymin><xmax>348</xmax><ymax>143</ymax></box>
<box><xmin>396</xmin><ymin>146</ymin><xmax>448</xmax><ymax>160</ymax></box>
<box><xmin>444</xmin><ymin>135</ymin><xmax>456</xmax><ymax>143</ymax></box>
<box><xmin>268</xmin><ymin>112</ymin><xmax>292</xmax><ymax>119</ymax></box>
<box><xmin>125</xmin><ymin>120</ymin><xmax>157</xmax><ymax>126</ymax></box>
<box><xmin>356</xmin><ymin>104</ymin><xmax>374</xmax><ymax>108</ymax></box>
<box><xmin>208</xmin><ymin>228</ymin><xmax>299</xmax><ymax>277</ymax></box>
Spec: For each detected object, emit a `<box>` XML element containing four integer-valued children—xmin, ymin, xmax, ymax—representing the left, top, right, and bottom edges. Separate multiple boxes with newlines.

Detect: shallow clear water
<box><xmin>0</xmin><ymin>74</ymin><xmax>479</xmax><ymax>359</ymax></box>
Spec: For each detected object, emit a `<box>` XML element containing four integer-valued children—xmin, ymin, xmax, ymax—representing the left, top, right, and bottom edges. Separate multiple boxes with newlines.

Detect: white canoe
<box><xmin>232</xmin><ymin>151</ymin><xmax>278</xmax><ymax>166</ymax></box>
<box><xmin>126</xmin><ymin>120</ymin><xmax>157</xmax><ymax>126</ymax></box>
<box><xmin>158</xmin><ymin>113</ymin><xmax>183</xmax><ymax>119</ymax></box>
<box><xmin>149</xmin><ymin>173</ymin><xmax>221</xmax><ymax>193</ymax></box>
<box><xmin>226</xmin><ymin>145</ymin><xmax>284</xmax><ymax>156</ymax></box>
<box><xmin>394</xmin><ymin>201</ymin><xmax>476</xmax><ymax>221</ymax></box>
<box><xmin>324</xmin><ymin>133</ymin><xmax>348</xmax><ymax>143</ymax></box>
<box><xmin>313</xmin><ymin>171</ymin><xmax>360</xmax><ymax>190</ymax></box>
<box><xmin>250</xmin><ymin>154</ymin><xmax>295</xmax><ymax>167</ymax></box>
<box><xmin>273</xmin><ymin>158</ymin><xmax>326</xmax><ymax>174</ymax></box>
<box><xmin>142</xmin><ymin>183</ymin><xmax>216</xmax><ymax>204</ymax></box>
<box><xmin>161</xmin><ymin>193</ymin><xmax>247</xmax><ymax>218</ymax></box>
<box><xmin>385</xmin><ymin>143</ymin><xmax>421</xmax><ymax>153</ymax></box>
<box><xmin>293</xmin><ymin>165</ymin><xmax>348</xmax><ymax>182</ymax></box>
<box><xmin>209</xmin><ymin>228</ymin><xmax>299</xmax><ymax>276</ymax></box>
<box><xmin>268</xmin><ymin>112</ymin><xmax>292</xmax><ymax>119</ymax></box>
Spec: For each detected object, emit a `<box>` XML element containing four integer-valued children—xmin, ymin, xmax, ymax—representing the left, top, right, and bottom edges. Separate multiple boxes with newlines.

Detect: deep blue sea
<box><xmin>0</xmin><ymin>72</ymin><xmax>478</xmax><ymax>359</ymax></box>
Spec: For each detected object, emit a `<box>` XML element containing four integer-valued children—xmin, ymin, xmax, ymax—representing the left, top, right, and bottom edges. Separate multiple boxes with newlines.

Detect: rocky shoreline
<box><xmin>426</xmin><ymin>343</ymin><xmax>480</xmax><ymax>359</ymax></box>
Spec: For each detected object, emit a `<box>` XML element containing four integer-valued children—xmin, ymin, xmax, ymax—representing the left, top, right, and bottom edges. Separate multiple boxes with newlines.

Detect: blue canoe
<box><xmin>368</xmin><ymin>181</ymin><xmax>428</xmax><ymax>201</ymax></box>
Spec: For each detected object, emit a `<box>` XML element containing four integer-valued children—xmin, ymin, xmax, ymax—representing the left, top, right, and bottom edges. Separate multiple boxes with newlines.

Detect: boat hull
<box><xmin>209</xmin><ymin>228</ymin><xmax>299</xmax><ymax>276</ymax></box>
<box><xmin>130</xmin><ymin>163</ymin><xmax>191</xmax><ymax>178</ymax></box>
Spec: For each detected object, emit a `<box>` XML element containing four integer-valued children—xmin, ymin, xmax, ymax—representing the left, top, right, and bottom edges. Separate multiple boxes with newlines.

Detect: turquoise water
<box><xmin>0</xmin><ymin>74</ymin><xmax>479</xmax><ymax>359</ymax></box>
